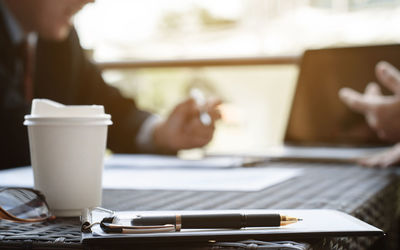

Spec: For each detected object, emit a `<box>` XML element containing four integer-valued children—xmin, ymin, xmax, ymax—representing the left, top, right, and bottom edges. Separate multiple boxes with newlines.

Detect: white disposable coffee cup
<box><xmin>24</xmin><ymin>99</ymin><xmax>112</xmax><ymax>217</ymax></box>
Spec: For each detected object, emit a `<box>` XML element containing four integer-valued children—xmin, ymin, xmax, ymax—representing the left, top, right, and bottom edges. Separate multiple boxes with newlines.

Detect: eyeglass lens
<box><xmin>0</xmin><ymin>189</ymin><xmax>50</xmax><ymax>220</ymax></box>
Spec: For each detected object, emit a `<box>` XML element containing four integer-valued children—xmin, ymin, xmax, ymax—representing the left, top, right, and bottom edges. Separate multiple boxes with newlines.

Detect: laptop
<box><xmin>266</xmin><ymin>44</ymin><xmax>400</xmax><ymax>162</ymax></box>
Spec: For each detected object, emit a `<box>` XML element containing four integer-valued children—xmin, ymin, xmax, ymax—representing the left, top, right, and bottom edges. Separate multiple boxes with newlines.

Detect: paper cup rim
<box><xmin>24</xmin><ymin>115</ymin><xmax>112</xmax><ymax>126</ymax></box>
<box><xmin>24</xmin><ymin>114</ymin><xmax>111</xmax><ymax>119</ymax></box>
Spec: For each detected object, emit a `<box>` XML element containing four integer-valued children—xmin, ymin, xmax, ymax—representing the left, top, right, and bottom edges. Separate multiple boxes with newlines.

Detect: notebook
<box><xmin>81</xmin><ymin>208</ymin><xmax>383</xmax><ymax>246</ymax></box>
<box><xmin>267</xmin><ymin>44</ymin><xmax>400</xmax><ymax>161</ymax></box>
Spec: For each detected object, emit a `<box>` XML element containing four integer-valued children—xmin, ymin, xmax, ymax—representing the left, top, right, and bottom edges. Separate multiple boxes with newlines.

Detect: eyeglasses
<box><xmin>0</xmin><ymin>188</ymin><xmax>55</xmax><ymax>222</ymax></box>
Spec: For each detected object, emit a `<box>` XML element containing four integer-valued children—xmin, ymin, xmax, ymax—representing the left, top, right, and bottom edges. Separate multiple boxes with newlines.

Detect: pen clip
<box><xmin>100</xmin><ymin>216</ymin><xmax>177</xmax><ymax>234</ymax></box>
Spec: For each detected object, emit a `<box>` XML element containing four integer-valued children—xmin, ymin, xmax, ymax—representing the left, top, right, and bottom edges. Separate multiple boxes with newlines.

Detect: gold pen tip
<box><xmin>281</xmin><ymin>216</ymin><xmax>301</xmax><ymax>221</ymax></box>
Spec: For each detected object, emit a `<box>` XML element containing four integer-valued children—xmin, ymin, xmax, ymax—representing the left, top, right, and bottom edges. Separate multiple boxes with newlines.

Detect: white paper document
<box><xmin>104</xmin><ymin>154</ymin><xmax>246</xmax><ymax>169</ymax></box>
<box><xmin>0</xmin><ymin>156</ymin><xmax>302</xmax><ymax>192</ymax></box>
<box><xmin>82</xmin><ymin>208</ymin><xmax>383</xmax><ymax>241</ymax></box>
<box><xmin>102</xmin><ymin>165</ymin><xmax>302</xmax><ymax>191</ymax></box>
<box><xmin>262</xmin><ymin>146</ymin><xmax>388</xmax><ymax>161</ymax></box>
<box><xmin>0</xmin><ymin>167</ymin><xmax>34</xmax><ymax>187</ymax></box>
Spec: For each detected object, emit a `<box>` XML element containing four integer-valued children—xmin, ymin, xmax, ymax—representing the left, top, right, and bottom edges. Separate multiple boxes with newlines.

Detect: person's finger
<box><xmin>376</xmin><ymin>129</ymin><xmax>389</xmax><ymax>140</ymax></box>
<box><xmin>206</xmin><ymin>98</ymin><xmax>222</xmax><ymax>109</ymax></box>
<box><xmin>179</xmin><ymin>130</ymin><xmax>213</xmax><ymax>149</ymax></box>
<box><xmin>365</xmin><ymin>112</ymin><xmax>378</xmax><ymax>130</ymax></box>
<box><xmin>357</xmin><ymin>153</ymin><xmax>387</xmax><ymax>168</ymax></box>
<box><xmin>364</xmin><ymin>82</ymin><xmax>382</xmax><ymax>97</ymax></box>
<box><xmin>185</xmin><ymin>118</ymin><xmax>215</xmax><ymax>138</ymax></box>
<box><xmin>169</xmin><ymin>98</ymin><xmax>197</xmax><ymax>124</ymax></box>
<box><xmin>376</xmin><ymin>61</ymin><xmax>400</xmax><ymax>95</ymax></box>
<box><xmin>339</xmin><ymin>88</ymin><xmax>373</xmax><ymax>114</ymax></box>
<box><xmin>208</xmin><ymin>108</ymin><xmax>222</xmax><ymax>121</ymax></box>
<box><xmin>376</xmin><ymin>151</ymin><xmax>399</xmax><ymax>168</ymax></box>
<box><xmin>358</xmin><ymin>144</ymin><xmax>400</xmax><ymax>168</ymax></box>
<box><xmin>381</xmin><ymin>158</ymin><xmax>394</xmax><ymax>168</ymax></box>
<box><xmin>187</xmin><ymin>135</ymin><xmax>212</xmax><ymax>148</ymax></box>
<box><xmin>382</xmin><ymin>144</ymin><xmax>400</xmax><ymax>167</ymax></box>
<box><xmin>180</xmin><ymin>98</ymin><xmax>198</xmax><ymax>116</ymax></box>
<box><xmin>357</xmin><ymin>157</ymin><xmax>377</xmax><ymax>168</ymax></box>
<box><xmin>205</xmin><ymin>98</ymin><xmax>222</xmax><ymax>121</ymax></box>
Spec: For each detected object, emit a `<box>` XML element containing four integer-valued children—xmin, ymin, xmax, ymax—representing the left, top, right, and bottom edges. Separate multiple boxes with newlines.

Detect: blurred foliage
<box><xmin>159</xmin><ymin>11</ymin><xmax>183</xmax><ymax>32</ymax></box>
<box><xmin>159</xmin><ymin>6</ymin><xmax>237</xmax><ymax>34</ymax></box>
<box><xmin>197</xmin><ymin>8</ymin><xmax>237</xmax><ymax>27</ymax></box>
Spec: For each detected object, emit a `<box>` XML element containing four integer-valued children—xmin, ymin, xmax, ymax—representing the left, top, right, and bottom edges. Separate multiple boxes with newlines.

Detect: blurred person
<box><xmin>0</xmin><ymin>0</ymin><xmax>221</xmax><ymax>169</ymax></box>
<box><xmin>339</xmin><ymin>61</ymin><xmax>400</xmax><ymax>168</ymax></box>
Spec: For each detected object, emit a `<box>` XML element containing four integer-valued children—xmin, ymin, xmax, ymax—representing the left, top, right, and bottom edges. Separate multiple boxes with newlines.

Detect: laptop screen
<box><xmin>284</xmin><ymin>44</ymin><xmax>400</xmax><ymax>147</ymax></box>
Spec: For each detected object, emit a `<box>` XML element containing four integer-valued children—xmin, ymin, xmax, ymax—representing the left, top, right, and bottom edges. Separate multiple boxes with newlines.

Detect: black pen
<box><xmin>131</xmin><ymin>213</ymin><xmax>302</xmax><ymax>231</ymax></box>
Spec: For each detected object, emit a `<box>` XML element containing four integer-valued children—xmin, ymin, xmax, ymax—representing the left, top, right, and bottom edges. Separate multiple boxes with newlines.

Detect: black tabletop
<box><xmin>1</xmin><ymin>162</ymin><xmax>398</xmax><ymax>250</ymax></box>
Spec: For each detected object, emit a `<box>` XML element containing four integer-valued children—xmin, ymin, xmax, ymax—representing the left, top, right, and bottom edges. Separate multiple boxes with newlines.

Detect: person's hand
<box><xmin>153</xmin><ymin>97</ymin><xmax>221</xmax><ymax>153</ymax></box>
<box><xmin>356</xmin><ymin>143</ymin><xmax>400</xmax><ymax>168</ymax></box>
<box><xmin>339</xmin><ymin>61</ymin><xmax>400</xmax><ymax>142</ymax></box>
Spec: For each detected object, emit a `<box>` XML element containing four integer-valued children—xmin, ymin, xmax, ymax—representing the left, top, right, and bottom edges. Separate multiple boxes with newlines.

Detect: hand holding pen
<box><xmin>153</xmin><ymin>91</ymin><xmax>221</xmax><ymax>152</ymax></box>
<box><xmin>190</xmin><ymin>88</ymin><xmax>212</xmax><ymax>126</ymax></box>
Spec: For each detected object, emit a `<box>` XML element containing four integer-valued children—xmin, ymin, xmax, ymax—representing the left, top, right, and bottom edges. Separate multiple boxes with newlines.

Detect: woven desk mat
<box><xmin>1</xmin><ymin>163</ymin><xmax>399</xmax><ymax>250</ymax></box>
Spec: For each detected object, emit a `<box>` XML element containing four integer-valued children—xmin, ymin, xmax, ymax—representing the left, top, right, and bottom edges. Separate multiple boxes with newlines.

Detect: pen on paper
<box><xmin>190</xmin><ymin>88</ymin><xmax>212</xmax><ymax>126</ymax></box>
<box><xmin>131</xmin><ymin>213</ymin><xmax>302</xmax><ymax>230</ymax></box>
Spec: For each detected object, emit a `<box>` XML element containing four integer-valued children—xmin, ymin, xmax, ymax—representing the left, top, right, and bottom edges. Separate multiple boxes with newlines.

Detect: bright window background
<box><xmin>74</xmin><ymin>0</ymin><xmax>400</xmax><ymax>154</ymax></box>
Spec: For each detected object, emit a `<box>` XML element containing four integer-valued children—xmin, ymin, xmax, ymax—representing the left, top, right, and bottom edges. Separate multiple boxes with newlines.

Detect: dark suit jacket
<box><xmin>0</xmin><ymin>12</ymin><xmax>150</xmax><ymax>169</ymax></box>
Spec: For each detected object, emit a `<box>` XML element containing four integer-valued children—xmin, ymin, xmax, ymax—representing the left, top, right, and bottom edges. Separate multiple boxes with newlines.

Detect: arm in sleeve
<box><xmin>35</xmin><ymin>28</ymin><xmax>152</xmax><ymax>153</ymax></box>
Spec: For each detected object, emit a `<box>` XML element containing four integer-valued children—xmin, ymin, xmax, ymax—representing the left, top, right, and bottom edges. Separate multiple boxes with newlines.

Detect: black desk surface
<box><xmin>0</xmin><ymin>162</ymin><xmax>399</xmax><ymax>250</ymax></box>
